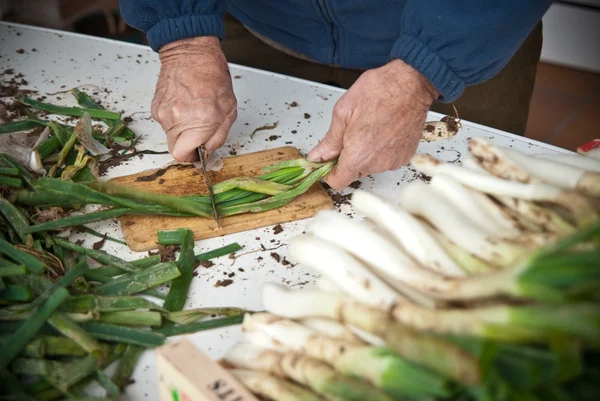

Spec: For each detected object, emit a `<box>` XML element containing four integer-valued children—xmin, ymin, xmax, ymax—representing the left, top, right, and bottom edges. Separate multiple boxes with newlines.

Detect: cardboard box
<box><xmin>156</xmin><ymin>339</ymin><xmax>259</xmax><ymax>401</ymax></box>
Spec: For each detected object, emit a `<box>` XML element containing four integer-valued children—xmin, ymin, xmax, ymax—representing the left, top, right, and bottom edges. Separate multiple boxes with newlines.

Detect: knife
<box><xmin>197</xmin><ymin>146</ymin><xmax>220</xmax><ymax>228</ymax></box>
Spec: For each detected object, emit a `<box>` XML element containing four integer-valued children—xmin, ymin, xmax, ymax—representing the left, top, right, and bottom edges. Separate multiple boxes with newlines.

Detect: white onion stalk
<box><xmin>75</xmin><ymin>112</ymin><xmax>110</xmax><ymax>156</ymax></box>
<box><xmin>229</xmin><ymin>368</ymin><xmax>325</xmax><ymax>401</ymax></box>
<box><xmin>29</xmin><ymin>149</ymin><xmax>45</xmax><ymax>174</ymax></box>
<box><xmin>243</xmin><ymin>313</ymin><xmax>459</xmax><ymax>396</ymax></box>
<box><xmin>314</xmin><ymin>277</ymin><xmax>342</xmax><ymax>293</ymax></box>
<box><xmin>467</xmin><ymin>137</ymin><xmax>538</xmax><ymax>183</ymax></box>
<box><xmin>411</xmin><ymin>154</ymin><xmax>598</xmax><ymax>228</ymax></box>
<box><xmin>495</xmin><ymin>196</ymin><xmax>576</xmax><ymax>236</ymax></box>
<box><xmin>429</xmin><ymin>173</ymin><xmax>517</xmax><ymax>237</ymax></box>
<box><xmin>298</xmin><ymin>317</ymin><xmax>365</xmax><ymax>345</ymax></box>
<box><xmin>398</xmin><ymin>180</ymin><xmax>527</xmax><ymax>267</ymax></box>
<box><xmin>288</xmin><ymin>234</ymin><xmax>403</xmax><ymax>309</ymax></box>
<box><xmin>304</xmin><ymin>210</ymin><xmax>459</xmax><ymax>303</ymax></box>
<box><xmin>260</xmin><ymin>286</ymin><xmax>480</xmax><ymax>385</ymax></box>
<box><xmin>351</xmin><ymin>190</ymin><xmax>465</xmax><ymax>277</ymax></box>
<box><xmin>423</xmin><ymin>225</ymin><xmax>494</xmax><ymax>274</ymax></box>
<box><xmin>224</xmin><ymin>342</ymin><xmax>393</xmax><ymax>401</ymax></box>
<box><xmin>469</xmin><ymin>137</ymin><xmax>600</xmax><ymax>197</ymax></box>
<box><xmin>540</xmin><ymin>153</ymin><xmax>600</xmax><ymax>173</ymax></box>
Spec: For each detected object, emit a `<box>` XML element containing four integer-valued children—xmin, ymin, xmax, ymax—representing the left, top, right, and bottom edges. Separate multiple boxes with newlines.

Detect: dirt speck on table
<box><xmin>215</xmin><ymin>279</ymin><xmax>233</xmax><ymax>287</ymax></box>
<box><xmin>270</xmin><ymin>252</ymin><xmax>281</xmax><ymax>263</ymax></box>
<box><xmin>251</xmin><ymin>121</ymin><xmax>278</xmax><ymax>137</ymax></box>
<box><xmin>349</xmin><ymin>180</ymin><xmax>362</xmax><ymax>189</ymax></box>
<box><xmin>272</xmin><ymin>224</ymin><xmax>283</xmax><ymax>235</ymax></box>
<box><xmin>304</xmin><ymin>113</ymin><xmax>311</xmax><ymax>119</ymax></box>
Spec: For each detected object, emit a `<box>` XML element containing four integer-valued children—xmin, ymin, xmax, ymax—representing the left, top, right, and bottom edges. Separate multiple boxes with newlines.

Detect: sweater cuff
<box><xmin>390</xmin><ymin>34</ymin><xmax>464</xmax><ymax>102</ymax></box>
<box><xmin>147</xmin><ymin>14</ymin><xmax>225</xmax><ymax>52</ymax></box>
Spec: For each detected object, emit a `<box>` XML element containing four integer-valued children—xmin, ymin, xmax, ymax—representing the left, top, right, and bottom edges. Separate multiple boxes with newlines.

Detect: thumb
<box><xmin>323</xmin><ymin>150</ymin><xmax>358</xmax><ymax>191</ymax></box>
<box><xmin>307</xmin><ymin>113</ymin><xmax>346</xmax><ymax>162</ymax></box>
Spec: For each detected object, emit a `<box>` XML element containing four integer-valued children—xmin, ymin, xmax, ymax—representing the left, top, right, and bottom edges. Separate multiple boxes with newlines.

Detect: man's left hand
<box><xmin>307</xmin><ymin>59</ymin><xmax>439</xmax><ymax>190</ymax></box>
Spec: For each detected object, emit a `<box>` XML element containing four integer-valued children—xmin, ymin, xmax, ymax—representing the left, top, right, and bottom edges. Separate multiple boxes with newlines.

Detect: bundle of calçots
<box><xmin>221</xmin><ymin>138</ymin><xmax>600</xmax><ymax>401</ymax></box>
<box><xmin>0</xmin><ymin>219</ymin><xmax>248</xmax><ymax>400</ymax></box>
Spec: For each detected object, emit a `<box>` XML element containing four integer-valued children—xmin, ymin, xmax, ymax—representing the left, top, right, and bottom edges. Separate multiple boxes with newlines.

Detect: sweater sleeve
<box><xmin>119</xmin><ymin>0</ymin><xmax>227</xmax><ymax>52</ymax></box>
<box><xmin>390</xmin><ymin>0</ymin><xmax>552</xmax><ymax>102</ymax></box>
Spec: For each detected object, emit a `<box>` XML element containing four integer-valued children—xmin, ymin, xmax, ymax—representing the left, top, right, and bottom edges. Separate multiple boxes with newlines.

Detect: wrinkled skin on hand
<box><xmin>152</xmin><ymin>37</ymin><xmax>237</xmax><ymax>162</ymax></box>
<box><xmin>307</xmin><ymin>59</ymin><xmax>439</xmax><ymax>190</ymax></box>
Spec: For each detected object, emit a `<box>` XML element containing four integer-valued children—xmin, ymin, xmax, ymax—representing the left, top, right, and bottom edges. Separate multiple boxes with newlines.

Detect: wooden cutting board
<box><xmin>110</xmin><ymin>146</ymin><xmax>333</xmax><ymax>251</ymax></box>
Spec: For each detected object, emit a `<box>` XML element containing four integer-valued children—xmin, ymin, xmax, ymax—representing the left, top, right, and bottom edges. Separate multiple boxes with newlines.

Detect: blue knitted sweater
<box><xmin>119</xmin><ymin>0</ymin><xmax>552</xmax><ymax>102</ymax></box>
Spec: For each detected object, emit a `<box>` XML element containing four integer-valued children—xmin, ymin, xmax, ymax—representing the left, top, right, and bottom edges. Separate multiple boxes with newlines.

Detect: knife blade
<box><xmin>197</xmin><ymin>146</ymin><xmax>220</xmax><ymax>228</ymax></box>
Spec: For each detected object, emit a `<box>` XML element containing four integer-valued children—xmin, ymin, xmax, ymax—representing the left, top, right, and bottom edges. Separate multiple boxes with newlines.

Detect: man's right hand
<box><xmin>152</xmin><ymin>36</ymin><xmax>237</xmax><ymax>162</ymax></box>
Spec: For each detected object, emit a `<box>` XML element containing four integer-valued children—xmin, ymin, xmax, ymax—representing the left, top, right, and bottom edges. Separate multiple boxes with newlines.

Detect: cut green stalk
<box><xmin>99</xmin><ymin>310</ymin><xmax>162</xmax><ymax>326</ymax></box>
<box><xmin>212</xmin><ymin>177</ymin><xmax>292</xmax><ymax>196</ymax></box>
<box><xmin>38</xmin><ymin>335</ymin><xmax>87</xmax><ymax>357</ymax></box>
<box><xmin>196</xmin><ymin>242</ymin><xmax>242</xmax><ymax>262</ymax></box>
<box><xmin>20</xmin><ymin>96</ymin><xmax>121</xmax><ymax>120</ymax></box>
<box><xmin>13</xmin><ymin>189</ymin><xmax>75</xmax><ymax>208</ymax></box>
<box><xmin>94</xmin><ymin>369</ymin><xmax>120</xmax><ymax>399</ymax></box>
<box><xmin>52</xmin><ymin>237</ymin><xmax>139</xmax><ymax>273</ymax></box>
<box><xmin>112</xmin><ymin>344</ymin><xmax>143</xmax><ymax>390</ymax></box>
<box><xmin>89</xmin><ymin>180</ymin><xmax>213</xmax><ymax>217</ymax></box>
<box><xmin>165</xmin><ymin>307</ymin><xmax>250</xmax><ymax>325</ymax></box>
<box><xmin>219</xmin><ymin>162</ymin><xmax>334</xmax><ymax>217</ymax></box>
<box><xmin>163</xmin><ymin>228</ymin><xmax>194</xmax><ymax>312</ymax></box>
<box><xmin>0</xmin><ymin>335</ymin><xmax>43</xmax><ymax>357</ymax></box>
<box><xmin>0</xmin><ymin>167</ymin><xmax>19</xmax><ymax>176</ymax></box>
<box><xmin>47</xmin><ymin>121</ymin><xmax>72</xmax><ymax>146</ymax></box>
<box><xmin>76</xmin><ymin>226</ymin><xmax>127</xmax><ymax>246</ymax></box>
<box><xmin>83</xmin><ymin>270</ymin><xmax>111</xmax><ymax>283</ymax></box>
<box><xmin>79</xmin><ymin>321</ymin><xmax>165</xmax><ymax>347</ymax></box>
<box><xmin>7</xmin><ymin>272</ymin><xmax>53</xmax><ymax>295</ymax></box>
<box><xmin>0</xmin><ymin>287</ymin><xmax>69</xmax><ymax>369</ymax></box>
<box><xmin>94</xmin><ymin>261</ymin><xmax>180</xmax><ymax>295</ymax></box>
<box><xmin>0</xmin><ymin>118</ymin><xmax>47</xmax><ymax>134</ymax></box>
<box><xmin>262</xmin><ymin>284</ymin><xmax>481</xmax><ymax>385</ymax></box>
<box><xmin>48</xmin><ymin>131</ymin><xmax>77</xmax><ymax>177</ymax></box>
<box><xmin>37</xmin><ymin>136</ymin><xmax>61</xmax><ymax>160</ymax></box>
<box><xmin>0</xmin><ymin>285</ymin><xmax>32</xmax><ymax>301</ymax></box>
<box><xmin>26</xmin><ymin>259</ymin><xmax>88</xmax><ymax>310</ymax></box>
<box><xmin>11</xmin><ymin>358</ymin><xmax>61</xmax><ymax>376</ymax></box>
<box><xmin>60</xmin><ymin>294</ymin><xmax>165</xmax><ymax>313</ymax></box>
<box><xmin>0</xmin><ymin>176</ymin><xmax>22</xmax><ymax>188</ymax></box>
<box><xmin>47</xmin><ymin>312</ymin><xmax>104</xmax><ymax>358</ymax></box>
<box><xmin>157</xmin><ymin>228</ymin><xmax>187</xmax><ymax>245</ymax></box>
<box><xmin>0</xmin><ymin>154</ymin><xmax>36</xmax><ymax>187</ymax></box>
<box><xmin>92</xmin><ymin>256</ymin><xmax>160</xmax><ymax>277</ymax></box>
<box><xmin>0</xmin><ymin>264</ymin><xmax>27</xmax><ymax>276</ymax></box>
<box><xmin>24</xmin><ymin>208</ymin><xmax>136</xmax><ymax>233</ymax></box>
<box><xmin>0</xmin><ymin>239</ymin><xmax>44</xmax><ymax>273</ymax></box>
<box><xmin>0</xmin><ymin>198</ymin><xmax>33</xmax><ymax>245</ymax></box>
<box><xmin>153</xmin><ymin>314</ymin><xmax>245</xmax><ymax>336</ymax></box>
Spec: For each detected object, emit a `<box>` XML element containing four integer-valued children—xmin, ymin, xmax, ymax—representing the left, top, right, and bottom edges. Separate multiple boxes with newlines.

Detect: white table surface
<box><xmin>0</xmin><ymin>22</ymin><xmax>571</xmax><ymax>400</ymax></box>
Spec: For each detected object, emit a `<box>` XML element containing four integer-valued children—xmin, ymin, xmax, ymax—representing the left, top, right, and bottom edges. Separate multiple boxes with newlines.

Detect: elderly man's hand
<box><xmin>152</xmin><ymin>37</ymin><xmax>237</xmax><ymax>162</ymax></box>
<box><xmin>307</xmin><ymin>59</ymin><xmax>439</xmax><ymax>190</ymax></box>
